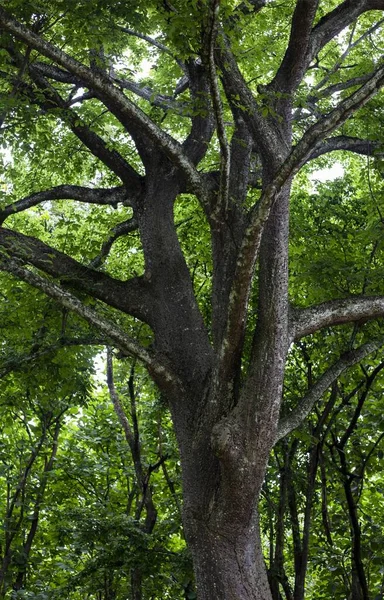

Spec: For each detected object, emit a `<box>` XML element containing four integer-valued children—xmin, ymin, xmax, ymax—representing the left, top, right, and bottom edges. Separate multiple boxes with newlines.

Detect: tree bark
<box><xmin>184</xmin><ymin>508</ymin><xmax>272</xmax><ymax>600</ymax></box>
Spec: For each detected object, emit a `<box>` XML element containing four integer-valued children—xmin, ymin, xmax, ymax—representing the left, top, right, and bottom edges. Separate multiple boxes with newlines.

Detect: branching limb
<box><xmin>31</xmin><ymin>61</ymin><xmax>80</xmax><ymax>84</ymax></box>
<box><xmin>276</xmin><ymin>337</ymin><xmax>384</xmax><ymax>442</ymax></box>
<box><xmin>286</xmin><ymin>60</ymin><xmax>384</xmax><ymax>172</ymax></box>
<box><xmin>217</xmin><ymin>36</ymin><xmax>284</xmax><ymax>162</ymax></box>
<box><xmin>219</xmin><ymin>63</ymin><xmax>384</xmax><ymax>376</ymax></box>
<box><xmin>291</xmin><ymin>296</ymin><xmax>384</xmax><ymax>340</ymax></box>
<box><xmin>2</xmin><ymin>45</ymin><xmax>138</xmax><ymax>186</ymax></box>
<box><xmin>309</xmin><ymin>0</ymin><xmax>384</xmax><ymax>69</ymax></box>
<box><xmin>23</xmin><ymin>63</ymin><xmax>144</xmax><ymax>189</ymax></box>
<box><xmin>312</xmin><ymin>17</ymin><xmax>384</xmax><ymax>92</ymax></box>
<box><xmin>2</xmin><ymin>47</ymin><xmax>142</xmax><ymax>187</ymax></box>
<box><xmin>0</xmin><ymin>258</ymin><xmax>180</xmax><ymax>387</ymax></box>
<box><xmin>89</xmin><ymin>216</ymin><xmax>138</xmax><ymax>269</ymax></box>
<box><xmin>0</xmin><ymin>7</ymin><xmax>208</xmax><ymax>201</ymax></box>
<box><xmin>0</xmin><ymin>185</ymin><xmax>130</xmax><ymax>225</ymax></box>
<box><xmin>34</xmin><ymin>61</ymin><xmax>189</xmax><ymax>114</ymax></box>
<box><xmin>229</xmin><ymin>115</ymin><xmax>254</xmax><ymax>204</ymax></box>
<box><xmin>0</xmin><ymin>227</ymin><xmax>152</xmax><ymax>322</ymax></box>
<box><xmin>112</xmin><ymin>77</ymin><xmax>190</xmax><ymax>114</ymax></box>
<box><xmin>309</xmin><ymin>135</ymin><xmax>384</xmax><ymax>160</ymax></box>
<box><xmin>311</xmin><ymin>74</ymin><xmax>374</xmax><ymax>100</ymax></box>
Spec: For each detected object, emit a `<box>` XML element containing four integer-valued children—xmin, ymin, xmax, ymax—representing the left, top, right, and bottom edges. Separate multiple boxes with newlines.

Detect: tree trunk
<box><xmin>185</xmin><ymin>509</ymin><xmax>272</xmax><ymax>600</ymax></box>
<box><xmin>130</xmin><ymin>568</ymin><xmax>142</xmax><ymax>600</ymax></box>
<box><xmin>176</xmin><ymin>393</ymin><xmax>274</xmax><ymax>600</ymax></box>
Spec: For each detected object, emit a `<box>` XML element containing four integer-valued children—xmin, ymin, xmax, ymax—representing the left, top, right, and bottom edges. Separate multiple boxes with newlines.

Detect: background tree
<box><xmin>0</xmin><ymin>1</ymin><xmax>384</xmax><ymax>599</ymax></box>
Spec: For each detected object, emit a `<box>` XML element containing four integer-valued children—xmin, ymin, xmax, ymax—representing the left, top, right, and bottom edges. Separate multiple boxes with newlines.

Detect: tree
<box><xmin>0</xmin><ymin>1</ymin><xmax>384</xmax><ymax>598</ymax></box>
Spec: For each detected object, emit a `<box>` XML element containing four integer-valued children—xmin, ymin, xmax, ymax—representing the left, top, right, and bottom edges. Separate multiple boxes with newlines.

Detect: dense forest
<box><xmin>0</xmin><ymin>1</ymin><xmax>384</xmax><ymax>598</ymax></box>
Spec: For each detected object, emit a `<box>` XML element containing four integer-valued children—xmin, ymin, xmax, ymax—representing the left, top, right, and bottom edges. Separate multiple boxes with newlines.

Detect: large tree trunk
<box><xmin>173</xmin><ymin>380</ymin><xmax>276</xmax><ymax>600</ymax></box>
<box><xmin>184</xmin><ymin>503</ymin><xmax>272</xmax><ymax>600</ymax></box>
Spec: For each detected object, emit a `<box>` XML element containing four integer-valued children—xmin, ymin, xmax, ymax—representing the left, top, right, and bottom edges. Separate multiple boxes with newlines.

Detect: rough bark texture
<box><xmin>185</xmin><ymin>513</ymin><xmax>271</xmax><ymax>600</ymax></box>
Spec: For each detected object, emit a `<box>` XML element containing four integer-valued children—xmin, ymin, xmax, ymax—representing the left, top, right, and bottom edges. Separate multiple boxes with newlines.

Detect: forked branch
<box><xmin>309</xmin><ymin>135</ymin><xmax>384</xmax><ymax>160</ymax></box>
<box><xmin>219</xmin><ymin>63</ymin><xmax>384</xmax><ymax>377</ymax></box>
<box><xmin>309</xmin><ymin>0</ymin><xmax>384</xmax><ymax>68</ymax></box>
<box><xmin>89</xmin><ymin>217</ymin><xmax>139</xmax><ymax>269</ymax></box>
<box><xmin>0</xmin><ymin>227</ymin><xmax>152</xmax><ymax>321</ymax></box>
<box><xmin>269</xmin><ymin>0</ymin><xmax>320</xmax><ymax>94</ymax></box>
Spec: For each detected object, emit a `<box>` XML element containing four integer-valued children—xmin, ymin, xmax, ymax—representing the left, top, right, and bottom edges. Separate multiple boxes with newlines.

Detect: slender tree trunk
<box><xmin>130</xmin><ymin>569</ymin><xmax>142</xmax><ymax>600</ymax></box>
<box><xmin>293</xmin><ymin>444</ymin><xmax>318</xmax><ymax>600</ymax></box>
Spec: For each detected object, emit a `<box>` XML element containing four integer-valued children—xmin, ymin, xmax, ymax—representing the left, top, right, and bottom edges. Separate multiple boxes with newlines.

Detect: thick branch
<box><xmin>0</xmin><ymin>227</ymin><xmax>152</xmax><ymax>322</ymax></box>
<box><xmin>32</xmin><ymin>61</ymin><xmax>80</xmax><ymax>84</ymax></box>
<box><xmin>182</xmin><ymin>59</ymin><xmax>215</xmax><ymax>166</ymax></box>
<box><xmin>312</xmin><ymin>74</ymin><xmax>373</xmax><ymax>100</ymax></box>
<box><xmin>309</xmin><ymin>135</ymin><xmax>384</xmax><ymax>160</ymax></box>
<box><xmin>290</xmin><ymin>61</ymin><xmax>384</xmax><ymax>170</ymax></box>
<box><xmin>313</xmin><ymin>17</ymin><xmax>384</xmax><ymax>93</ymax></box>
<box><xmin>229</xmin><ymin>115</ymin><xmax>254</xmax><ymax>204</ymax></box>
<box><xmin>276</xmin><ymin>337</ymin><xmax>384</xmax><ymax>441</ymax></box>
<box><xmin>291</xmin><ymin>296</ymin><xmax>384</xmax><ymax>340</ymax></box>
<box><xmin>1</xmin><ymin>44</ymin><xmax>142</xmax><ymax>187</ymax></box>
<box><xmin>217</xmin><ymin>36</ymin><xmax>285</xmax><ymax>163</ymax></box>
<box><xmin>269</xmin><ymin>0</ymin><xmax>320</xmax><ymax>94</ymax></box>
<box><xmin>24</xmin><ymin>64</ymin><xmax>144</xmax><ymax>189</ymax></box>
<box><xmin>34</xmin><ymin>61</ymin><xmax>189</xmax><ymax>115</ymax></box>
<box><xmin>114</xmin><ymin>77</ymin><xmax>189</xmax><ymax>114</ymax></box>
<box><xmin>0</xmin><ymin>185</ymin><xmax>130</xmax><ymax>225</ymax></box>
